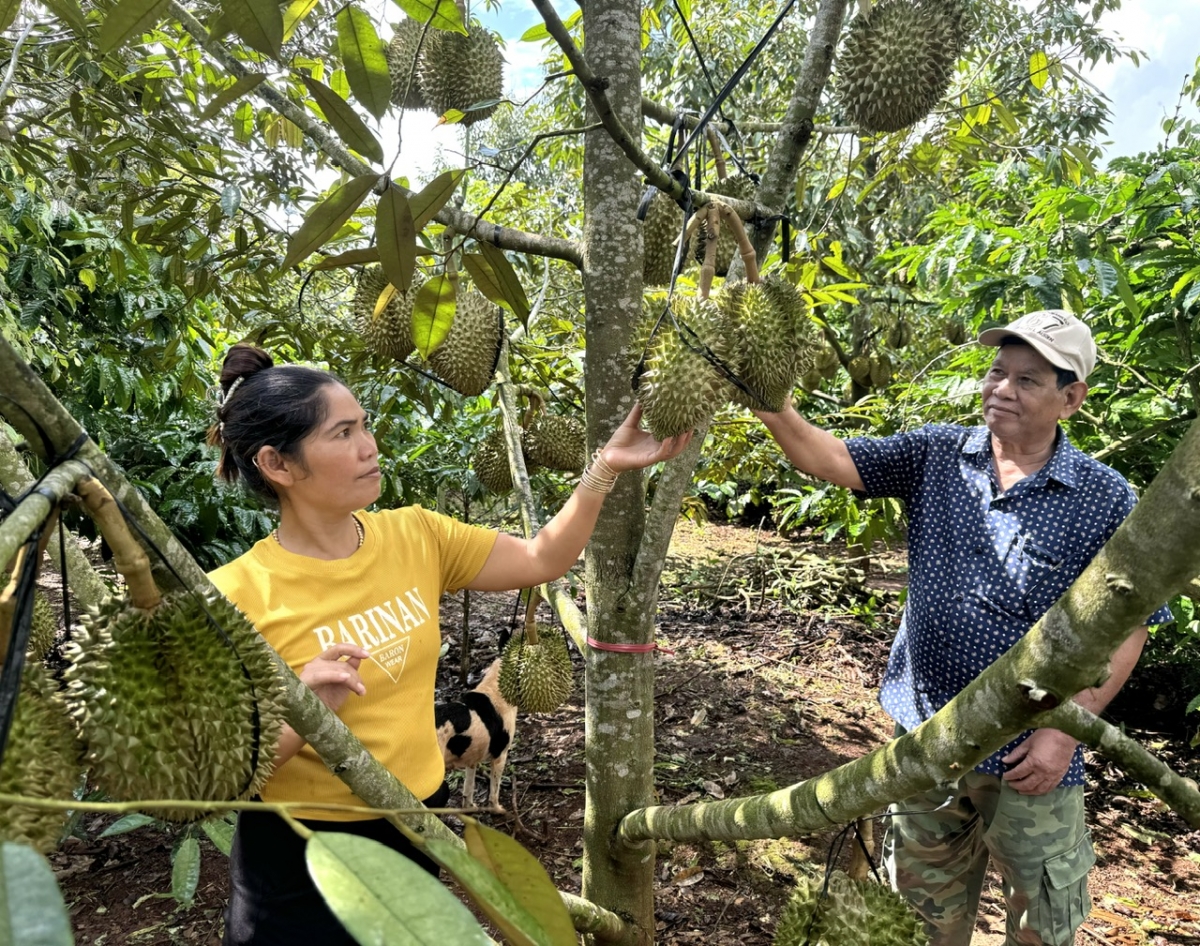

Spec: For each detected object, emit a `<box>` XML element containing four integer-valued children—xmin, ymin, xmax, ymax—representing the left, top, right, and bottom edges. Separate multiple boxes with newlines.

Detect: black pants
<box><xmin>223</xmin><ymin>782</ymin><xmax>450</xmax><ymax>946</ymax></box>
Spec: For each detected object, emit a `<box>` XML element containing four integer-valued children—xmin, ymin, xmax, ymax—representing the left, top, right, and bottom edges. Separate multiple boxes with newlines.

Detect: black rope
<box><xmin>0</xmin><ymin>531</ymin><xmax>42</xmax><ymax>762</ymax></box>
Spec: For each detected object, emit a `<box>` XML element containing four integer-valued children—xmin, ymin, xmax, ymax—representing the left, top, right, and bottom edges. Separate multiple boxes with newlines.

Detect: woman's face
<box><xmin>281</xmin><ymin>383</ymin><xmax>381</xmax><ymax>512</ymax></box>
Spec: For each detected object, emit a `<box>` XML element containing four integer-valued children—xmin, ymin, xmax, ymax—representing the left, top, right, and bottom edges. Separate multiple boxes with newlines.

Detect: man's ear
<box><xmin>1060</xmin><ymin>381</ymin><xmax>1089</xmax><ymax>419</ymax></box>
<box><xmin>255</xmin><ymin>446</ymin><xmax>295</xmax><ymax>490</ymax></box>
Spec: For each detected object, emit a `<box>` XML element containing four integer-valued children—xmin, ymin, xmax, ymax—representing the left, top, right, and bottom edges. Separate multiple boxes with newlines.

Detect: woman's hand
<box><xmin>599</xmin><ymin>404</ymin><xmax>693</xmax><ymax>473</ymax></box>
<box><xmin>300</xmin><ymin>643</ymin><xmax>368</xmax><ymax>714</ymax></box>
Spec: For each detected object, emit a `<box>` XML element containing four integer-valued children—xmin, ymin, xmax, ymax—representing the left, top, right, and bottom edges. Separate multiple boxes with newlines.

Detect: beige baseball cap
<box><xmin>977</xmin><ymin>309</ymin><xmax>1096</xmax><ymax>380</ymax></box>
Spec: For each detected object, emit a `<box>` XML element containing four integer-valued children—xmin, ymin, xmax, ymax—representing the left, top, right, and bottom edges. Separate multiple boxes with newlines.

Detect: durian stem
<box><xmin>524</xmin><ymin>587</ymin><xmax>542</xmax><ymax>645</ymax></box>
<box><xmin>707</xmin><ymin>127</ymin><xmax>729</xmax><ymax>182</ymax></box>
<box><xmin>698</xmin><ymin>204</ymin><xmax>720</xmax><ymax>299</ymax></box>
<box><xmin>718</xmin><ymin>202</ymin><xmax>760</xmax><ymax>283</ymax></box>
<box><xmin>517</xmin><ymin>385</ymin><xmax>545</xmax><ymax>430</ymax></box>
<box><xmin>76</xmin><ymin>476</ymin><xmax>161</xmax><ymax>611</ymax></box>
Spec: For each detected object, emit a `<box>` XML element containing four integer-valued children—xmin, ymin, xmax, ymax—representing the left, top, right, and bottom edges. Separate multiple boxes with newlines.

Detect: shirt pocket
<box><xmin>1010</xmin><ymin>535</ymin><xmax>1068</xmax><ymax>620</ymax></box>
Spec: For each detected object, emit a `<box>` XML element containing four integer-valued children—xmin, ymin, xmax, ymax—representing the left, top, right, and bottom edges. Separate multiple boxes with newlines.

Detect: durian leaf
<box><xmin>519</xmin><ymin>22</ymin><xmax>549</xmax><ymax>42</ymax></box>
<box><xmin>478</xmin><ymin>243</ymin><xmax>530</xmax><ymax>323</ymax></box>
<box><xmin>220</xmin><ymin>0</ymin><xmax>283</xmax><ymax>58</ymax></box>
<box><xmin>39</xmin><ymin>0</ymin><xmax>88</xmax><ymax>36</ymax></box>
<box><xmin>232</xmin><ymin>100</ymin><xmax>254</xmax><ymax>145</ymax></box>
<box><xmin>282</xmin><ymin>0</ymin><xmax>320</xmax><ymax>42</ymax></box>
<box><xmin>462</xmin><ymin>253</ymin><xmax>522</xmax><ymax>329</ymax></box>
<box><xmin>99</xmin><ymin>813</ymin><xmax>156</xmax><ymax>837</ymax></box>
<box><xmin>462</xmin><ymin>818</ymin><xmax>577</xmax><ymax>946</ymax></box>
<box><xmin>306</xmin><ymin>832</ymin><xmax>491</xmax><ymax>944</ymax></box>
<box><xmin>377</xmin><ymin>187</ymin><xmax>416</xmax><ymax>294</ymax></box>
<box><xmin>300</xmin><ymin>75</ymin><xmax>384</xmax><ymax>165</ymax></box>
<box><xmin>409</xmin><ymin>169</ymin><xmax>465</xmax><ymax>231</ymax></box>
<box><xmin>1029</xmin><ymin>50</ymin><xmax>1049</xmax><ymax>90</ymax></box>
<box><xmin>312</xmin><ymin>247</ymin><xmax>381</xmax><ymax>270</ymax></box>
<box><xmin>373</xmin><ymin>283</ymin><xmax>398</xmax><ymax>317</ymax></box>
<box><xmin>198</xmin><ymin>74</ymin><xmax>267</xmax><ymax>122</ymax></box>
<box><xmin>200</xmin><ymin>814</ymin><xmax>236</xmax><ymax>855</ymax></box>
<box><xmin>437</xmin><ymin>108</ymin><xmax>466</xmax><ymax>126</ymax></box>
<box><xmin>97</xmin><ymin>0</ymin><xmax>168</xmax><ymax>53</ymax></box>
<box><xmin>0</xmin><ymin>842</ymin><xmax>73</xmax><ymax>946</ymax></box>
<box><xmin>423</xmin><ymin>837</ymin><xmax>554</xmax><ymax>946</ymax></box>
<box><xmin>336</xmin><ymin>6</ymin><xmax>392</xmax><ymax>121</ymax></box>
<box><xmin>282</xmin><ymin>173</ymin><xmax>378</xmax><ymax>270</ymax></box>
<box><xmin>411</xmin><ymin>273</ymin><xmax>456</xmax><ymax>358</ymax></box>
<box><xmin>392</xmin><ymin>0</ymin><xmax>466</xmax><ymax>34</ymax></box>
<box><xmin>171</xmin><ymin>837</ymin><xmax>201</xmax><ymax>907</ymax></box>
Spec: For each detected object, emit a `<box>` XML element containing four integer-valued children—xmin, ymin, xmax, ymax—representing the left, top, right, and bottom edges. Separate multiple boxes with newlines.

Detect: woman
<box><xmin>205</xmin><ymin>343</ymin><xmax>690</xmax><ymax>945</ymax></box>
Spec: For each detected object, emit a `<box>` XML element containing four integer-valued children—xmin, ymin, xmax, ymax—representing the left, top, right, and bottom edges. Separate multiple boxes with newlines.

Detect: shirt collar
<box><xmin>961</xmin><ymin>424</ymin><xmax>1081</xmax><ymax>489</ymax></box>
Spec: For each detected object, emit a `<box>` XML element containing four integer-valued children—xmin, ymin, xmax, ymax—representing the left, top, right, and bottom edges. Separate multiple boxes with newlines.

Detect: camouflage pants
<box><xmin>881</xmin><ymin>770</ymin><xmax>1095</xmax><ymax>946</ymax></box>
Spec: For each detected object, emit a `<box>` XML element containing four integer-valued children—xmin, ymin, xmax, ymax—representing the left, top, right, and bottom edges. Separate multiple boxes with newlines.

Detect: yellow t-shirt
<box><xmin>208</xmin><ymin>506</ymin><xmax>497</xmax><ymax>821</ymax></box>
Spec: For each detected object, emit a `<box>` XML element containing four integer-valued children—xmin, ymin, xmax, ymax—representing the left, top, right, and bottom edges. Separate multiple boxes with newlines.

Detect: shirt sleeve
<box><xmin>414</xmin><ymin>506</ymin><xmax>499</xmax><ymax>594</ymax></box>
<box><xmin>844</xmin><ymin>425</ymin><xmax>933</xmax><ymax>503</ymax></box>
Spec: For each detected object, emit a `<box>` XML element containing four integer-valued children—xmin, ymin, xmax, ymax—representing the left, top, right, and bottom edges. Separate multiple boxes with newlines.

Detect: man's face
<box><xmin>980</xmin><ymin>345</ymin><xmax>1086</xmax><ymax>442</ymax></box>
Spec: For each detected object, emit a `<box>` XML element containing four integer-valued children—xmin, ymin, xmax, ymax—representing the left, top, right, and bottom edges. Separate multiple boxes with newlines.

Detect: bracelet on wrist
<box><xmin>579</xmin><ymin>448</ymin><xmax>620</xmax><ymax>494</ymax></box>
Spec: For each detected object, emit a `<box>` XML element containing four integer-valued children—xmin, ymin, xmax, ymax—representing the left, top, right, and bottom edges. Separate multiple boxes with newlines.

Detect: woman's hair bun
<box><xmin>219</xmin><ymin>343</ymin><xmax>274</xmax><ymax>394</ymax></box>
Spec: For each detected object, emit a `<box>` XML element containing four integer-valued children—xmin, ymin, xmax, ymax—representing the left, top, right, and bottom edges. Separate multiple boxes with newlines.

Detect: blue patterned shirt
<box><xmin>846</xmin><ymin>424</ymin><xmax>1172</xmax><ymax>786</ymax></box>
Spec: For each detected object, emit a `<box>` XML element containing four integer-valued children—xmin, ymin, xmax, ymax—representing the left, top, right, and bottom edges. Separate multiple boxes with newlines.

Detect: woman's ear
<box><xmin>255</xmin><ymin>446</ymin><xmax>294</xmax><ymax>490</ymax></box>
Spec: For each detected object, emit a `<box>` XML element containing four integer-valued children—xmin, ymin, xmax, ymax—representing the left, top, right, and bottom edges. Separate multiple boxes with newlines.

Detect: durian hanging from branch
<box><xmin>499</xmin><ymin>588</ymin><xmax>574</xmax><ymax>714</ymax></box>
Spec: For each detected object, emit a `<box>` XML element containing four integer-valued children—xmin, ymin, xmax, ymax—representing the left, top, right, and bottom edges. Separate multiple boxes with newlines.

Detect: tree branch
<box><xmin>165</xmin><ymin>1</ymin><xmax>583</xmax><ymax>268</ymax></box>
<box><xmin>640</xmin><ymin>95</ymin><xmax>855</xmax><ymax>137</ymax></box>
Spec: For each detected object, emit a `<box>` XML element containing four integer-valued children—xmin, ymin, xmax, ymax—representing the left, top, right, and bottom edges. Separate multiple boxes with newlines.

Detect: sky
<box><xmin>380</xmin><ymin>1</ymin><xmax>1200</xmax><ymax>185</ymax></box>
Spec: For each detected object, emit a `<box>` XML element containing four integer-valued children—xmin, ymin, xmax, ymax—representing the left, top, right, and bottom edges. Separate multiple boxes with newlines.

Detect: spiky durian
<box><xmin>524</xmin><ymin>415</ymin><xmax>586</xmax><ymax>473</ymax></box>
<box><xmin>2</xmin><ymin>571</ymin><xmax>57</xmax><ymax>661</ymax></box>
<box><xmin>869</xmin><ymin>352</ymin><xmax>893</xmax><ymax>388</ymax></box>
<box><xmin>943</xmin><ymin>317</ymin><xmax>968</xmax><ymax>345</ymax></box>
<box><xmin>642</xmin><ymin>191</ymin><xmax>685</xmax><ymax>287</ymax></box>
<box><xmin>818</xmin><ymin>870</ymin><xmax>869</xmax><ymax>944</ymax></box>
<box><xmin>632</xmin><ymin>294</ymin><xmax>732</xmax><ymax>440</ymax></box>
<box><xmin>714</xmin><ymin>281</ymin><xmax>799</xmax><ymax>412</ymax></box>
<box><xmin>690</xmin><ymin>177</ymin><xmax>756</xmax><ymax>277</ymax></box>
<box><xmin>799</xmin><ymin>369</ymin><xmax>823</xmax><ymax>393</ymax></box>
<box><xmin>354</xmin><ymin>265</ymin><xmax>420</xmax><ymax>362</ymax></box>
<box><xmin>0</xmin><ymin>663</ymin><xmax>82</xmax><ymax>852</ymax></box>
<box><xmin>386</xmin><ymin>18</ymin><xmax>430</xmax><ymax>111</ymax></box>
<box><xmin>773</xmin><ymin>868</ymin><xmax>823</xmax><ymax>946</ymax></box>
<box><xmin>416</xmin><ymin>23</ymin><xmax>504</xmax><ymax>125</ymax></box>
<box><xmin>427</xmin><ymin>288</ymin><xmax>503</xmax><ymax>397</ymax></box>
<box><xmin>861</xmin><ymin>878</ymin><xmax>930</xmax><ymax>946</ymax></box>
<box><xmin>815</xmin><ymin>346</ymin><xmax>841</xmax><ymax>380</ymax></box>
<box><xmin>63</xmin><ymin>590</ymin><xmax>286</xmax><ymax>822</ymax></box>
<box><xmin>498</xmin><ymin>626</ymin><xmax>573</xmax><ymax>713</ymax></box>
<box><xmin>848</xmin><ymin>355</ymin><xmax>872</xmax><ymax>386</ymax></box>
<box><xmin>474</xmin><ymin>429</ymin><xmax>516</xmax><ymax>493</ymax></box>
<box><xmin>837</xmin><ymin>0</ymin><xmax>967</xmax><ymax>134</ymax></box>
<box><xmin>886</xmin><ymin>319</ymin><xmax>912</xmax><ymax>349</ymax></box>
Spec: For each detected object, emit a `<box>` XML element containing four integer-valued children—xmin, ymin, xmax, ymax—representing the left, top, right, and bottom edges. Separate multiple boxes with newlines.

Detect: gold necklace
<box><xmin>273</xmin><ymin>515</ymin><xmax>364</xmax><ymax>549</ymax></box>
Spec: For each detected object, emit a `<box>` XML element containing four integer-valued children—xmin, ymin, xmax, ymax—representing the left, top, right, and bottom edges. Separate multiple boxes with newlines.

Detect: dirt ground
<box><xmin>43</xmin><ymin>521</ymin><xmax>1200</xmax><ymax>945</ymax></box>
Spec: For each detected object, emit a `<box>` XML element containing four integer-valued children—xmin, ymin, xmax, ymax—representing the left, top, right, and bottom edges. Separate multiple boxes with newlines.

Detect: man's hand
<box><xmin>1001</xmin><ymin>728</ymin><xmax>1077</xmax><ymax>795</ymax></box>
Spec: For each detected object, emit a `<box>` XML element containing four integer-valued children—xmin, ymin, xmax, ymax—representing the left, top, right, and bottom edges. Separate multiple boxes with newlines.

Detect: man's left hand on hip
<box><xmin>1001</xmin><ymin>728</ymin><xmax>1077</xmax><ymax>795</ymax></box>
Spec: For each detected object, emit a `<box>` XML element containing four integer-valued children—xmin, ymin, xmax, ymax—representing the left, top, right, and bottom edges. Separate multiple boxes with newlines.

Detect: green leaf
<box><xmin>171</xmin><ymin>837</ymin><xmax>201</xmax><ymax>907</ymax></box>
<box><xmin>300</xmin><ymin>74</ymin><xmax>384</xmax><ymax>164</ymax></box>
<box><xmin>337</xmin><ymin>6</ymin><xmax>392</xmax><ymax>121</ymax></box>
<box><xmin>282</xmin><ymin>173</ymin><xmax>379</xmax><ymax>270</ymax></box>
<box><xmin>97</xmin><ymin>0</ymin><xmax>169</xmax><ymax>54</ymax></box>
<box><xmin>465</xmin><ymin>243</ymin><xmax>528</xmax><ymax>324</ymax></box>
<box><xmin>1170</xmin><ymin>264</ymin><xmax>1200</xmax><ymax>299</ymax></box>
<box><xmin>220</xmin><ymin>183</ymin><xmax>243</xmax><ymax>217</ymax></box>
<box><xmin>232</xmin><ymin>100</ymin><xmax>254</xmax><ymax>144</ymax></box>
<box><xmin>519</xmin><ymin>22</ymin><xmax>550</xmax><ymax>42</ymax></box>
<box><xmin>199</xmin><ymin>73</ymin><xmax>267</xmax><ymax>121</ymax></box>
<box><xmin>1092</xmin><ymin>258</ymin><xmax>1117</xmax><ymax>296</ymax></box>
<box><xmin>312</xmin><ymin>247</ymin><xmax>382</xmax><ymax>270</ymax></box>
<box><xmin>410</xmin><ymin>169</ymin><xmax>465</xmax><ymax>230</ymax></box>
<box><xmin>1029</xmin><ymin>50</ymin><xmax>1049</xmax><ymax>90</ymax></box>
<box><xmin>0</xmin><ymin>842</ymin><xmax>74</xmax><ymax>946</ymax></box>
<box><xmin>392</xmin><ymin>0</ymin><xmax>466</xmax><ymax>34</ymax></box>
<box><xmin>200</xmin><ymin>815</ymin><xmax>236</xmax><ymax>856</ymax></box>
<box><xmin>1113</xmin><ymin>264</ymin><xmax>1141</xmax><ymax>319</ymax></box>
<box><xmin>826</xmin><ymin>177</ymin><xmax>848</xmax><ymax>200</ymax></box>
<box><xmin>377</xmin><ymin>186</ymin><xmax>416</xmax><ymax>295</ymax></box>
<box><xmin>99</xmin><ymin>813</ymin><xmax>157</xmax><ymax>837</ymax></box>
<box><xmin>438</xmin><ymin>107</ymin><xmax>466</xmax><ymax>126</ymax></box>
<box><xmin>462</xmin><ymin>819</ymin><xmax>576</xmax><ymax>946</ymax></box>
<box><xmin>221</xmin><ymin>0</ymin><xmax>283</xmax><ymax>58</ymax></box>
<box><xmin>412</xmin><ymin>273</ymin><xmax>456</xmax><ymax>358</ymax></box>
<box><xmin>306</xmin><ymin>833</ymin><xmax>491</xmax><ymax>944</ymax></box>
<box><xmin>1186</xmin><ymin>693</ymin><xmax>1200</xmax><ymax>714</ymax></box>
<box><xmin>282</xmin><ymin>0</ymin><xmax>320</xmax><ymax>43</ymax></box>
<box><xmin>424</xmin><ymin>837</ymin><xmax>554</xmax><ymax>946</ymax></box>
<box><xmin>39</xmin><ymin>0</ymin><xmax>88</xmax><ymax>35</ymax></box>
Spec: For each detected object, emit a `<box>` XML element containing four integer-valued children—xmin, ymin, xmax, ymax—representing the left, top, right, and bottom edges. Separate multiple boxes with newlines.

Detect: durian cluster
<box><xmin>837</xmin><ymin>0</ymin><xmax>968</xmax><ymax>134</ymax></box>
<box><xmin>498</xmin><ymin>624</ymin><xmax>574</xmax><ymax>714</ymax></box>
<box><xmin>631</xmin><ymin>277</ymin><xmax>821</xmax><ymax>440</ymax></box>
<box><xmin>773</xmin><ymin>868</ymin><xmax>929</xmax><ymax>946</ymax></box>
<box><xmin>473</xmin><ymin>414</ymin><xmax>587</xmax><ymax>494</ymax></box>
<box><xmin>386</xmin><ymin>16</ymin><xmax>504</xmax><ymax>125</ymax></box>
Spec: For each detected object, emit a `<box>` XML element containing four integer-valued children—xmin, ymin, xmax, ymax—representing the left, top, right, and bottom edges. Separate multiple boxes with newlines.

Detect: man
<box><xmin>754</xmin><ymin>309</ymin><xmax>1172</xmax><ymax>945</ymax></box>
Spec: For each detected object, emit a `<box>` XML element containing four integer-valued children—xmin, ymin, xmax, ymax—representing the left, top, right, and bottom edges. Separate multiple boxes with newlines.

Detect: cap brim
<box><xmin>977</xmin><ymin>327</ymin><xmax>1075</xmax><ymax>375</ymax></box>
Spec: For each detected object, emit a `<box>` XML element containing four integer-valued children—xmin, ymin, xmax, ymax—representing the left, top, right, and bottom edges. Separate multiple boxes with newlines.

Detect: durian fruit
<box><xmin>386</xmin><ymin>18</ymin><xmax>430</xmax><ymax>111</ymax></box>
<box><xmin>474</xmin><ymin>429</ymin><xmax>516</xmax><ymax>493</ymax></box>
<box><xmin>524</xmin><ymin>414</ymin><xmax>586</xmax><ymax>473</ymax></box>
<box><xmin>861</xmin><ymin>878</ymin><xmax>930</xmax><ymax>946</ymax></box>
<box><xmin>818</xmin><ymin>870</ymin><xmax>869</xmax><ymax>944</ymax></box>
<box><xmin>354</xmin><ymin>265</ymin><xmax>420</xmax><ymax>362</ymax></box>
<box><xmin>799</xmin><ymin>369</ymin><xmax>823</xmax><ymax>393</ymax></box>
<box><xmin>498</xmin><ymin>625</ymin><xmax>573</xmax><ymax>713</ymax></box>
<box><xmin>869</xmin><ymin>352</ymin><xmax>893</xmax><ymax>388</ymax></box>
<box><xmin>416</xmin><ymin>23</ymin><xmax>504</xmax><ymax>125</ymax></box>
<box><xmin>942</xmin><ymin>317</ymin><xmax>968</xmax><ymax>345</ymax></box>
<box><xmin>886</xmin><ymin>319</ymin><xmax>912</xmax><ymax>349</ymax></box>
<box><xmin>848</xmin><ymin>354</ymin><xmax>872</xmax><ymax>386</ymax></box>
<box><xmin>631</xmin><ymin>294</ymin><xmax>733</xmax><ymax>440</ymax></box>
<box><xmin>690</xmin><ymin>177</ymin><xmax>756</xmax><ymax>277</ymax></box>
<box><xmin>773</xmin><ymin>867</ymin><xmax>930</xmax><ymax>946</ymax></box>
<box><xmin>427</xmin><ymin>288</ymin><xmax>504</xmax><ymax>396</ymax></box>
<box><xmin>0</xmin><ymin>662</ymin><xmax>82</xmax><ymax>852</ymax></box>
<box><xmin>2</xmin><ymin>571</ymin><xmax>57</xmax><ymax>661</ymax></box>
<box><xmin>836</xmin><ymin>0</ymin><xmax>967</xmax><ymax>134</ymax></box>
<box><xmin>772</xmin><ymin>868</ymin><xmax>823</xmax><ymax>946</ymax></box>
<box><xmin>815</xmin><ymin>346</ymin><xmax>841</xmax><ymax>380</ymax></box>
<box><xmin>63</xmin><ymin>590</ymin><xmax>286</xmax><ymax>822</ymax></box>
<box><xmin>642</xmin><ymin>191</ymin><xmax>685</xmax><ymax>287</ymax></box>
